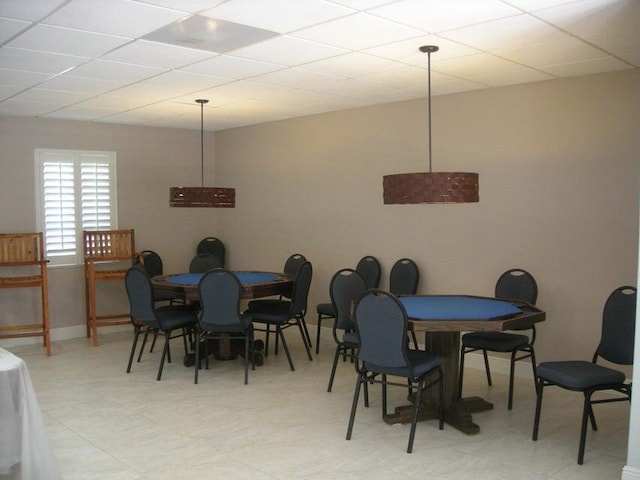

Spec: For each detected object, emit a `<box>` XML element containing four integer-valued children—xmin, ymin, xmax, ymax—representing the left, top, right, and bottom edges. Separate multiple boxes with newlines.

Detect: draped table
<box><xmin>0</xmin><ymin>347</ymin><xmax>60</xmax><ymax>479</ymax></box>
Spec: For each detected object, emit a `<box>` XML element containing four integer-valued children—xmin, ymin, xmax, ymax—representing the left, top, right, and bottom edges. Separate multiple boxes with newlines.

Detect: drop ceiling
<box><xmin>0</xmin><ymin>0</ymin><xmax>637</xmax><ymax>131</ymax></box>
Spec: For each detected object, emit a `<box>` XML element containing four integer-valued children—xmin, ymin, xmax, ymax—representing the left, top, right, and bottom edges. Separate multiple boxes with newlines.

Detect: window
<box><xmin>35</xmin><ymin>149</ymin><xmax>117</xmax><ymax>266</ymax></box>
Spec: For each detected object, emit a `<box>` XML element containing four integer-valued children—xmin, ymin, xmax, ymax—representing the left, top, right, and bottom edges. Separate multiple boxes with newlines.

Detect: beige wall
<box><xmin>0</xmin><ymin>117</ymin><xmax>220</xmax><ymax>330</ymax></box>
<box><xmin>0</xmin><ymin>69</ymin><xmax>638</xmax><ymax>365</ymax></box>
<box><xmin>215</xmin><ymin>69</ymin><xmax>639</xmax><ymax>364</ymax></box>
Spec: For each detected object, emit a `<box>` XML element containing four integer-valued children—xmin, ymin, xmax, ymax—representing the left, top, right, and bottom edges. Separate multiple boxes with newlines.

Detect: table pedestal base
<box><xmin>382</xmin><ymin>396</ymin><xmax>493</xmax><ymax>435</ymax></box>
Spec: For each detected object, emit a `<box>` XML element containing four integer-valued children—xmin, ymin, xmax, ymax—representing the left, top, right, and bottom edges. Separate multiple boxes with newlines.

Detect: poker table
<box><xmin>151</xmin><ymin>271</ymin><xmax>293</xmax><ymax>302</ymax></box>
<box><xmin>389</xmin><ymin>295</ymin><xmax>545</xmax><ymax>434</ymax></box>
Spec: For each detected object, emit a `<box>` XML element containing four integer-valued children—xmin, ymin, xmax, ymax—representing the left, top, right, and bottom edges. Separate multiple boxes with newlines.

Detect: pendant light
<box><xmin>170</xmin><ymin>99</ymin><xmax>236</xmax><ymax>208</ymax></box>
<box><xmin>383</xmin><ymin>46</ymin><xmax>479</xmax><ymax>204</ymax></box>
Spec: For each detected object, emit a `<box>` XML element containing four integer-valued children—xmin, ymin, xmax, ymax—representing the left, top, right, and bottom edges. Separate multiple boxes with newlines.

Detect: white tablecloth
<box><xmin>0</xmin><ymin>348</ymin><xmax>60</xmax><ymax>480</ymax></box>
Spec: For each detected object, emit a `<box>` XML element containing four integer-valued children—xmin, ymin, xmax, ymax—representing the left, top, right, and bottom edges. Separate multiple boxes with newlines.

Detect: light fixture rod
<box><xmin>196</xmin><ymin>98</ymin><xmax>209</xmax><ymax>188</ymax></box>
<box><xmin>419</xmin><ymin>45</ymin><xmax>438</xmax><ymax>173</ymax></box>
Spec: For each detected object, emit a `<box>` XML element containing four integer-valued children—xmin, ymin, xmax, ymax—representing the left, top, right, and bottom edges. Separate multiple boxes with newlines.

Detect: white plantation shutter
<box><xmin>35</xmin><ymin>150</ymin><xmax>117</xmax><ymax>266</ymax></box>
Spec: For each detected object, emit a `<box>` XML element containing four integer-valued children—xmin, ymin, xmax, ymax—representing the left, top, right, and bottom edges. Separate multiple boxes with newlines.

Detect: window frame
<box><xmin>34</xmin><ymin>148</ymin><xmax>118</xmax><ymax>267</ymax></box>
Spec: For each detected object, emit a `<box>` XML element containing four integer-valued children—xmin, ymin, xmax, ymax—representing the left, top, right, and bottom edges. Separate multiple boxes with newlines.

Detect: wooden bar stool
<box><xmin>0</xmin><ymin>232</ymin><xmax>51</xmax><ymax>356</ymax></box>
<box><xmin>83</xmin><ymin>229</ymin><xmax>136</xmax><ymax>346</ymax></box>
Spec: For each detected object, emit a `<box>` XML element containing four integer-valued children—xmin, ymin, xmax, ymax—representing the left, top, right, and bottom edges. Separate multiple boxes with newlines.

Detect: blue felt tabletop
<box><xmin>167</xmin><ymin>272</ymin><xmax>281</xmax><ymax>286</ymax></box>
<box><xmin>399</xmin><ymin>296</ymin><xmax>521</xmax><ymax>321</ymax></box>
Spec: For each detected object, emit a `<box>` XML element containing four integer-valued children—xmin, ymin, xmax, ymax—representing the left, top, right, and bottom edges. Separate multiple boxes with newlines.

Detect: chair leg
<box><xmin>482</xmin><ymin>350</ymin><xmax>492</xmax><ymax>386</ymax></box>
<box><xmin>532</xmin><ymin>378</ymin><xmax>544</xmax><ymax>441</ymax></box>
<box><xmin>137</xmin><ymin>328</ymin><xmax>150</xmax><ymax>362</ymax></box>
<box><xmin>578</xmin><ymin>392</ymin><xmax>593</xmax><ymax>465</ymax></box>
<box><xmin>327</xmin><ymin>345</ymin><xmax>342</xmax><ymax>392</ymax></box>
<box><xmin>381</xmin><ymin>374</ymin><xmax>388</xmax><ymax>418</ymax></box>
<box><xmin>438</xmin><ymin>367</ymin><xmax>444</xmax><ymax>430</ymax></box>
<box><xmin>296</xmin><ymin>320</ymin><xmax>313</xmax><ymax>361</ymax></box>
<box><xmin>277</xmin><ymin>326</ymin><xmax>295</xmax><ymax>371</ymax></box>
<box><xmin>315</xmin><ymin>314</ymin><xmax>323</xmax><ymax>354</ymax></box>
<box><xmin>458</xmin><ymin>347</ymin><xmax>466</xmax><ymax>399</ymax></box>
<box><xmin>126</xmin><ymin>326</ymin><xmax>141</xmax><ymax>373</ymax></box>
<box><xmin>346</xmin><ymin>373</ymin><xmax>364</xmax><ymax>441</ymax></box>
<box><xmin>508</xmin><ymin>350</ymin><xmax>517</xmax><ymax>410</ymax></box>
<box><xmin>298</xmin><ymin>314</ymin><xmax>313</xmax><ymax>351</ymax></box>
<box><xmin>149</xmin><ymin>331</ymin><xmax>158</xmax><ymax>352</ymax></box>
<box><xmin>194</xmin><ymin>331</ymin><xmax>201</xmax><ymax>384</ymax></box>
<box><xmin>407</xmin><ymin>379</ymin><xmax>424</xmax><ymax>453</ymax></box>
<box><xmin>410</xmin><ymin>330</ymin><xmax>419</xmax><ymax>350</ymax></box>
<box><xmin>244</xmin><ymin>334</ymin><xmax>250</xmax><ymax>385</ymax></box>
<box><xmin>157</xmin><ymin>331</ymin><xmax>171</xmax><ymax>381</ymax></box>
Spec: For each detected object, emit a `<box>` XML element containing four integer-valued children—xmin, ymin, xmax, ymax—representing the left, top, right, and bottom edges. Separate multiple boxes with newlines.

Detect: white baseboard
<box><xmin>622</xmin><ymin>466</ymin><xmax>640</xmax><ymax>480</ymax></box>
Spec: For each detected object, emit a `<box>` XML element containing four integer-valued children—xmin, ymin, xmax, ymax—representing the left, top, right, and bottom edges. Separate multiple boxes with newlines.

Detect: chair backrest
<box><xmin>284</xmin><ymin>253</ymin><xmax>307</xmax><ymax>276</ymax></box>
<box><xmin>289</xmin><ymin>261</ymin><xmax>313</xmax><ymax>315</ymax></box>
<box><xmin>389</xmin><ymin>258</ymin><xmax>419</xmax><ymax>295</ymax></box>
<box><xmin>330</xmin><ymin>269</ymin><xmax>367</xmax><ymax>332</ymax></box>
<box><xmin>135</xmin><ymin>250</ymin><xmax>163</xmax><ymax>277</ymax></box>
<box><xmin>596</xmin><ymin>286</ymin><xmax>636</xmax><ymax>365</ymax></box>
<box><xmin>189</xmin><ymin>253</ymin><xmax>222</xmax><ymax>273</ymax></box>
<box><xmin>84</xmin><ymin>229</ymin><xmax>135</xmax><ymax>262</ymax></box>
<box><xmin>495</xmin><ymin>268</ymin><xmax>538</xmax><ymax>304</ymax></box>
<box><xmin>124</xmin><ymin>266</ymin><xmax>156</xmax><ymax>325</ymax></box>
<box><xmin>355</xmin><ymin>290</ymin><xmax>409</xmax><ymax>369</ymax></box>
<box><xmin>198</xmin><ymin>269</ymin><xmax>246</xmax><ymax>330</ymax></box>
<box><xmin>355</xmin><ymin>255</ymin><xmax>381</xmax><ymax>290</ymax></box>
<box><xmin>196</xmin><ymin>237</ymin><xmax>225</xmax><ymax>267</ymax></box>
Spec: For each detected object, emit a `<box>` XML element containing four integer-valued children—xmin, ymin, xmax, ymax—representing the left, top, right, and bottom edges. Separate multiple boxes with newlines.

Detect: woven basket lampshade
<box><xmin>383</xmin><ymin>46</ymin><xmax>479</xmax><ymax>205</ymax></box>
<box><xmin>170</xmin><ymin>99</ymin><xmax>236</xmax><ymax>208</ymax></box>
<box><xmin>383</xmin><ymin>172</ymin><xmax>478</xmax><ymax>204</ymax></box>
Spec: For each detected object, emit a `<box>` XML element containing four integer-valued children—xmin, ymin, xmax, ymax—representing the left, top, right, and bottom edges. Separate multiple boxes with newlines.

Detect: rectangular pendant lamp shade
<box><xmin>383</xmin><ymin>45</ymin><xmax>478</xmax><ymax>205</ymax></box>
<box><xmin>170</xmin><ymin>99</ymin><xmax>236</xmax><ymax>208</ymax></box>
<box><xmin>169</xmin><ymin>187</ymin><xmax>235</xmax><ymax>208</ymax></box>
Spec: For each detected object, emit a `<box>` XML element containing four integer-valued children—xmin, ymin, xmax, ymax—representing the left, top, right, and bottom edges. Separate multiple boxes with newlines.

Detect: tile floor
<box><xmin>5</xmin><ymin>330</ymin><xmax>630</xmax><ymax>480</ymax></box>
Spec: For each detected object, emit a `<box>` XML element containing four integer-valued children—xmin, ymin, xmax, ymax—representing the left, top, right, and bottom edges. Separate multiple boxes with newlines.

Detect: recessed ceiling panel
<box><xmin>142</xmin><ymin>15</ymin><xmax>278</xmax><ymax>53</ymax></box>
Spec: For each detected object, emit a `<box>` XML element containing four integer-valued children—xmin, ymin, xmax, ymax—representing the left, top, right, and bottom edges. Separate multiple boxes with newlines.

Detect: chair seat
<box><xmin>316</xmin><ymin>302</ymin><xmax>335</xmax><ymax>316</ymax></box>
<box><xmin>537</xmin><ymin>361</ymin><xmax>626</xmax><ymax>390</ymax></box>
<box><xmin>462</xmin><ymin>331</ymin><xmax>529</xmax><ymax>351</ymax></box>
<box><xmin>342</xmin><ymin>331</ymin><xmax>358</xmax><ymax>345</ymax></box>
<box><xmin>366</xmin><ymin>349</ymin><xmax>441</xmax><ymax>378</ymax></box>
<box><xmin>156</xmin><ymin>305</ymin><xmax>198</xmax><ymax>331</ymax></box>
<box><xmin>245</xmin><ymin>299</ymin><xmax>291</xmax><ymax>323</ymax></box>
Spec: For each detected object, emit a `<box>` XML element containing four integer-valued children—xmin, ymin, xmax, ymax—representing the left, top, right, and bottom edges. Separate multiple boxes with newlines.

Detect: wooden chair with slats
<box><xmin>0</xmin><ymin>232</ymin><xmax>51</xmax><ymax>355</ymax></box>
<box><xmin>84</xmin><ymin>229</ymin><xmax>136</xmax><ymax>346</ymax></box>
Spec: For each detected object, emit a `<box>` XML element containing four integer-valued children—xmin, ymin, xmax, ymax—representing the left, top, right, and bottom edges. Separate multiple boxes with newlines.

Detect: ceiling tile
<box><xmin>67</xmin><ymin>59</ymin><xmax>165</xmax><ymax>82</ymax></box>
<box><xmin>0</xmin><ymin>18</ymin><xmax>30</xmax><ymax>43</ymax></box>
<box><xmin>0</xmin><ymin>47</ymin><xmax>88</xmax><ymax>74</ymax></box>
<box><xmin>467</xmin><ymin>67</ymin><xmax>555</xmax><ymax>87</ymax></box>
<box><xmin>440</xmin><ymin>14</ymin><xmax>568</xmax><ymax>50</ymax></box>
<box><xmin>38</xmin><ymin>75</ymin><xmax>124</xmax><ymax>94</ymax></box>
<box><xmin>291</xmin><ymin>12</ymin><xmax>424</xmax><ymax>50</ymax></box>
<box><xmin>0</xmin><ymin>68</ymin><xmax>53</xmax><ymax>88</ymax></box>
<box><xmin>0</xmin><ymin>0</ymin><xmax>67</xmax><ymax>22</ymax></box>
<box><xmin>496</xmin><ymin>37</ymin><xmax>612</xmax><ymax>67</ymax></box>
<box><xmin>534</xmin><ymin>0</ymin><xmax>640</xmax><ymax>37</ymax></box>
<box><xmin>7</xmin><ymin>24</ymin><xmax>130</xmax><ymax>57</ymax></box>
<box><xmin>0</xmin><ymin>98</ymin><xmax>60</xmax><ymax>115</ymax></box>
<box><xmin>135</xmin><ymin>0</ymin><xmax>227</xmax><ymax>13</ymax></box>
<box><xmin>363</xmin><ymin>35</ymin><xmax>479</xmax><ymax>64</ymax></box>
<box><xmin>230</xmin><ymin>35</ymin><xmax>348</xmax><ymax>66</ymax></box>
<box><xmin>300</xmin><ymin>52</ymin><xmax>406</xmax><ymax>78</ymax></box>
<box><xmin>202</xmin><ymin>0</ymin><xmax>355</xmax><ymax>33</ymax></box>
<box><xmin>10</xmin><ymin>87</ymin><xmax>91</xmax><ymax>104</ymax></box>
<box><xmin>431</xmin><ymin>52</ymin><xmax>526</xmax><ymax>78</ymax></box>
<box><xmin>247</xmin><ymin>68</ymin><xmax>345</xmax><ymax>89</ymax></box>
<box><xmin>181</xmin><ymin>54</ymin><xmax>285</xmax><ymax>78</ymax></box>
<box><xmin>44</xmin><ymin>0</ymin><xmax>187</xmax><ymax>37</ymax></box>
<box><xmin>101</xmin><ymin>40</ymin><xmax>215</xmax><ymax>68</ymax></box>
<box><xmin>0</xmin><ymin>84</ymin><xmax>22</xmax><ymax>101</ymax></box>
<box><xmin>369</xmin><ymin>0</ymin><xmax>521</xmax><ymax>32</ymax></box>
<box><xmin>540</xmin><ymin>55</ymin><xmax>634</xmax><ymax>77</ymax></box>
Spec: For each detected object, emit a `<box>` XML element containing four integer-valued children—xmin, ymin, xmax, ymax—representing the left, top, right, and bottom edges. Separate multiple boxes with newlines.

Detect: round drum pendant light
<box><xmin>383</xmin><ymin>46</ymin><xmax>479</xmax><ymax>204</ymax></box>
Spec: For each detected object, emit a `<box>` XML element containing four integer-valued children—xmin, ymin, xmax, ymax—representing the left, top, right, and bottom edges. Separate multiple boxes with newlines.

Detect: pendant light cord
<box><xmin>196</xmin><ymin>99</ymin><xmax>209</xmax><ymax>188</ymax></box>
<box><xmin>419</xmin><ymin>45</ymin><xmax>438</xmax><ymax>174</ymax></box>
